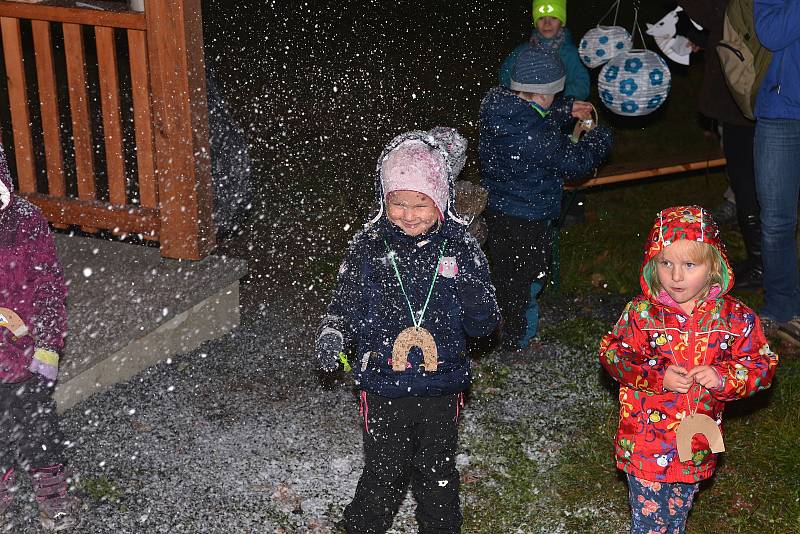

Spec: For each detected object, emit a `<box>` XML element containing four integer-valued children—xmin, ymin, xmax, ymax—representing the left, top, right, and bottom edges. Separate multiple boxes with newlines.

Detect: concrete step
<box><xmin>53</xmin><ymin>234</ymin><xmax>248</xmax><ymax>411</ymax></box>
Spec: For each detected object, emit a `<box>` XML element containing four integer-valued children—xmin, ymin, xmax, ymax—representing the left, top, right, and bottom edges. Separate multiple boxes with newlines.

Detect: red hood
<box><xmin>640</xmin><ymin>205</ymin><xmax>733</xmax><ymax>301</ymax></box>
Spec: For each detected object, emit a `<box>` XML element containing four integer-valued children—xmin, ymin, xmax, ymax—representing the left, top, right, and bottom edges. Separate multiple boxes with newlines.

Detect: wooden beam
<box><xmin>32</xmin><ymin>20</ymin><xmax>66</xmax><ymax>198</ymax></box>
<box><xmin>0</xmin><ymin>1</ymin><xmax>145</xmax><ymax>30</ymax></box>
<box><xmin>21</xmin><ymin>192</ymin><xmax>159</xmax><ymax>236</ymax></box>
<box><xmin>95</xmin><ymin>25</ymin><xmax>126</xmax><ymax>206</ymax></box>
<box><xmin>567</xmin><ymin>158</ymin><xmax>727</xmax><ymax>189</ymax></box>
<box><xmin>146</xmin><ymin>0</ymin><xmax>215</xmax><ymax>260</ymax></box>
<box><xmin>62</xmin><ymin>22</ymin><xmax>97</xmax><ymax>232</ymax></box>
<box><xmin>128</xmin><ymin>29</ymin><xmax>157</xmax><ymax>210</ymax></box>
<box><xmin>1</xmin><ymin>16</ymin><xmax>36</xmax><ymax>192</ymax></box>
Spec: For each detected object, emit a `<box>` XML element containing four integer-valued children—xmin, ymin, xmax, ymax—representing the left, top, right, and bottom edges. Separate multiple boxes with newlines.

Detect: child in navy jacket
<box><xmin>481</xmin><ymin>43</ymin><xmax>612</xmax><ymax>350</ymax></box>
<box><xmin>314</xmin><ymin>128</ymin><xmax>500</xmax><ymax>534</ymax></box>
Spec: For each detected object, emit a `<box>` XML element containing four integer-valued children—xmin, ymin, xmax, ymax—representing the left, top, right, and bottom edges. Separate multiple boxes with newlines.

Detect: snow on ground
<box><xmin>2</xmin><ymin>291</ymin><xmax>625</xmax><ymax>533</ymax></box>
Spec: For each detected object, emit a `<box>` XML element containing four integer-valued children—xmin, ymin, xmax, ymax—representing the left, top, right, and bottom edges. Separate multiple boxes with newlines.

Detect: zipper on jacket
<box><xmin>771</xmin><ymin>55</ymin><xmax>784</xmax><ymax>95</ymax></box>
<box><xmin>686</xmin><ymin>315</ymin><xmax>697</xmax><ymax>414</ymax></box>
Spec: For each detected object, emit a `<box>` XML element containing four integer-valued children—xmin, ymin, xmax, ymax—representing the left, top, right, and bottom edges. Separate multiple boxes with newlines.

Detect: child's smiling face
<box><xmin>655</xmin><ymin>239</ymin><xmax>712</xmax><ymax>314</ymax></box>
<box><xmin>536</xmin><ymin>16</ymin><xmax>562</xmax><ymax>39</ymax></box>
<box><xmin>386</xmin><ymin>191</ymin><xmax>439</xmax><ymax>237</ymax></box>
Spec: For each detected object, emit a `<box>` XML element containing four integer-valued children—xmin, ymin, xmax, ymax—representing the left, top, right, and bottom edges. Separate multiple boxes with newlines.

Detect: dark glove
<box><xmin>458</xmin><ymin>275</ymin><xmax>487</xmax><ymax>304</ymax></box>
<box><xmin>457</xmin><ymin>275</ymin><xmax>501</xmax><ymax>337</ymax></box>
<box><xmin>314</xmin><ymin>329</ymin><xmax>344</xmax><ymax>372</ymax></box>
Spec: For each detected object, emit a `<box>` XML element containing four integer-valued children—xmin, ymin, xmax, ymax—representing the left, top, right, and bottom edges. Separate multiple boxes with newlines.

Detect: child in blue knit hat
<box><xmin>499</xmin><ymin>0</ymin><xmax>592</xmax><ymax>341</ymax></box>
<box><xmin>480</xmin><ymin>43</ymin><xmax>613</xmax><ymax>351</ymax></box>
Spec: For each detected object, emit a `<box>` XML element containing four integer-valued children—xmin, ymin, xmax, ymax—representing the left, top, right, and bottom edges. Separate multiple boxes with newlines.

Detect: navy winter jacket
<box><xmin>323</xmin><ymin>217</ymin><xmax>500</xmax><ymax>398</ymax></box>
<box><xmin>755</xmin><ymin>0</ymin><xmax>800</xmax><ymax>120</ymax></box>
<box><xmin>479</xmin><ymin>87</ymin><xmax>613</xmax><ymax>221</ymax></box>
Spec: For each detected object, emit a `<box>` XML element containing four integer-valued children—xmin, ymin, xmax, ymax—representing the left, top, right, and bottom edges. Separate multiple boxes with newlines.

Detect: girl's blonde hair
<box><xmin>648</xmin><ymin>240</ymin><xmax>724</xmax><ymax>297</ymax></box>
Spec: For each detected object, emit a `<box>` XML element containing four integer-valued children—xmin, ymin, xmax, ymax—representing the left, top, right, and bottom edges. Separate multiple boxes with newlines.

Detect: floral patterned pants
<box><xmin>627</xmin><ymin>475</ymin><xmax>699</xmax><ymax>534</ymax></box>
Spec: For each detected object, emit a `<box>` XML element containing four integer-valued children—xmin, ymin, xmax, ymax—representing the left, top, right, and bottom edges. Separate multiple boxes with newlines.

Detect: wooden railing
<box><xmin>566</xmin><ymin>151</ymin><xmax>727</xmax><ymax>190</ymax></box>
<box><xmin>0</xmin><ymin>0</ymin><xmax>214</xmax><ymax>260</ymax></box>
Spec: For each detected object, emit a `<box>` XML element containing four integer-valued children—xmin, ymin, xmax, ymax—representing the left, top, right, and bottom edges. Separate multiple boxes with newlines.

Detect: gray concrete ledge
<box><xmin>55</xmin><ymin>281</ymin><xmax>240</xmax><ymax>411</ymax></box>
<box><xmin>51</xmin><ymin>234</ymin><xmax>248</xmax><ymax>410</ymax></box>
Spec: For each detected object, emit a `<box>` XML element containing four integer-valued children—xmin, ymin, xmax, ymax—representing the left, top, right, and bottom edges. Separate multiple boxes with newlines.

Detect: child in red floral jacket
<box><xmin>599</xmin><ymin>205</ymin><xmax>778</xmax><ymax>534</ymax></box>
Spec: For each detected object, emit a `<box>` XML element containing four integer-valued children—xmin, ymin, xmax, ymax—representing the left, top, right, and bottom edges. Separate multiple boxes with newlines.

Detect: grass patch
<box><xmin>462</xmin><ymin>417</ymin><xmax>547</xmax><ymax>533</ymax></box>
<box><xmin>559</xmin><ymin>171</ymin><xmax>730</xmax><ymax>296</ymax></box>
<box><xmin>76</xmin><ymin>475</ymin><xmax>124</xmax><ymax>504</ymax></box>
<box><xmin>540</xmin><ymin>316</ymin><xmax>610</xmax><ymax>352</ymax></box>
<box><xmin>471</xmin><ymin>358</ymin><xmax>511</xmax><ymax>393</ymax></box>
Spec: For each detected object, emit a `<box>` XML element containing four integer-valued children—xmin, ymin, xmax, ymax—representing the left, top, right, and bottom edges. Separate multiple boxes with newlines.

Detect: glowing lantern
<box><xmin>597</xmin><ymin>49</ymin><xmax>672</xmax><ymax>116</ymax></box>
<box><xmin>579</xmin><ymin>26</ymin><xmax>633</xmax><ymax>68</ymax></box>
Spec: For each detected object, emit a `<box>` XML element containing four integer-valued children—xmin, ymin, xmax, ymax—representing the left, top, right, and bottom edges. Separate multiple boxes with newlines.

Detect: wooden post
<box><xmin>145</xmin><ymin>0</ymin><xmax>215</xmax><ymax>260</ymax></box>
<box><xmin>1</xmin><ymin>17</ymin><xmax>35</xmax><ymax>192</ymax></box>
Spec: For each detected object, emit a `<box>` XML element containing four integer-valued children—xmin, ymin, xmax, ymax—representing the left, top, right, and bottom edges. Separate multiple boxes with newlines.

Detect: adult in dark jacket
<box><xmin>314</xmin><ymin>128</ymin><xmax>500</xmax><ymax>533</ymax></box>
<box><xmin>480</xmin><ymin>43</ymin><xmax>613</xmax><ymax>350</ymax></box>
<box><xmin>678</xmin><ymin>0</ymin><xmax>763</xmax><ymax>289</ymax></box>
<box><xmin>753</xmin><ymin>0</ymin><xmax>800</xmax><ymax>345</ymax></box>
<box><xmin>0</xmin><ymin>143</ymin><xmax>80</xmax><ymax>531</ymax></box>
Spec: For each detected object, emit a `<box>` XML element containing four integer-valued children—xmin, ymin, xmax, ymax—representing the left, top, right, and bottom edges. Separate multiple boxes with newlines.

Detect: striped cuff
<box><xmin>508</xmin><ymin>76</ymin><xmax>565</xmax><ymax>95</ymax></box>
<box><xmin>33</xmin><ymin>348</ymin><xmax>60</xmax><ymax>367</ymax></box>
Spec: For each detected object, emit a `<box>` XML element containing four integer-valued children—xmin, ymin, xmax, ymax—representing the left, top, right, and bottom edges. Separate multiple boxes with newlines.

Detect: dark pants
<box><xmin>722</xmin><ymin>122</ymin><xmax>761</xmax><ymax>262</ymax></box>
<box><xmin>0</xmin><ymin>378</ymin><xmax>66</xmax><ymax>474</ymax></box>
<box><xmin>344</xmin><ymin>393</ymin><xmax>462</xmax><ymax>534</ymax></box>
<box><xmin>484</xmin><ymin>209</ymin><xmax>552</xmax><ymax>346</ymax></box>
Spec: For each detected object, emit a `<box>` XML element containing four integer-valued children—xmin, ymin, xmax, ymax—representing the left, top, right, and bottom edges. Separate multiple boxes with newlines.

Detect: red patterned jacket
<box><xmin>599</xmin><ymin>206</ymin><xmax>779</xmax><ymax>483</ymax></box>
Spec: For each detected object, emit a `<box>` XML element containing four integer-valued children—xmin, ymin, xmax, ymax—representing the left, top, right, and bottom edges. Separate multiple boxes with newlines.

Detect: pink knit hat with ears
<box><xmin>380</xmin><ymin>139</ymin><xmax>449</xmax><ymax>219</ymax></box>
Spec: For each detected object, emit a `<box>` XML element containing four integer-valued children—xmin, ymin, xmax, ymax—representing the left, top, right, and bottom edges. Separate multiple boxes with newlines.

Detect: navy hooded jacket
<box><xmin>319</xmin><ymin>131</ymin><xmax>501</xmax><ymax>398</ymax></box>
<box><xmin>479</xmin><ymin>86</ymin><xmax>613</xmax><ymax>221</ymax></box>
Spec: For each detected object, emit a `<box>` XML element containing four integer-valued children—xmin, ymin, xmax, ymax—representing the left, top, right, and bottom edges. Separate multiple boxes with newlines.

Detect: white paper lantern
<box><xmin>579</xmin><ymin>26</ymin><xmax>633</xmax><ymax>68</ymax></box>
<box><xmin>597</xmin><ymin>50</ymin><xmax>672</xmax><ymax>116</ymax></box>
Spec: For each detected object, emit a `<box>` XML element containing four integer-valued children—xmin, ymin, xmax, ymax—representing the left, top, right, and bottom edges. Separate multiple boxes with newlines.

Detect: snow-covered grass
<box><xmin>0</xmin><ymin>292</ymin><xmax>625</xmax><ymax>533</ymax></box>
<box><xmin>460</xmin><ymin>315</ymin><xmax>625</xmax><ymax>533</ymax></box>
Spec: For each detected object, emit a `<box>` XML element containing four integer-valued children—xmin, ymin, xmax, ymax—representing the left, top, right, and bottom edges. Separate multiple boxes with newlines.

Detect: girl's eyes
<box><xmin>660</xmin><ymin>260</ymin><xmax>699</xmax><ymax>268</ymax></box>
<box><xmin>391</xmin><ymin>203</ymin><xmax>427</xmax><ymax>209</ymax></box>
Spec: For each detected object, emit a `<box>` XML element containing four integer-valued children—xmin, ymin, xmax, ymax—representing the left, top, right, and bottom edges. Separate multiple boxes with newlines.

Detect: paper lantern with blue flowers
<box><xmin>597</xmin><ymin>50</ymin><xmax>672</xmax><ymax>116</ymax></box>
<box><xmin>579</xmin><ymin>26</ymin><xmax>633</xmax><ymax>68</ymax></box>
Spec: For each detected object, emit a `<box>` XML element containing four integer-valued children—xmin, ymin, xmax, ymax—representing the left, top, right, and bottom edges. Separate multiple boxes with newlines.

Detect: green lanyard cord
<box><xmin>384</xmin><ymin>239</ymin><xmax>448</xmax><ymax>329</ymax></box>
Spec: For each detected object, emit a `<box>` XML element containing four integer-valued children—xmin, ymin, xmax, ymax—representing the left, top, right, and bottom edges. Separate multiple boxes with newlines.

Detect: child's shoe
<box><xmin>777</xmin><ymin>317</ymin><xmax>800</xmax><ymax>347</ymax></box>
<box><xmin>31</xmin><ymin>465</ymin><xmax>80</xmax><ymax>532</ymax></box>
<box><xmin>0</xmin><ymin>468</ymin><xmax>16</xmax><ymax>517</ymax></box>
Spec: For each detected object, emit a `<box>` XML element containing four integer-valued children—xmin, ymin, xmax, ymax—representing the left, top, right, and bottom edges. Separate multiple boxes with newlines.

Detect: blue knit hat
<box><xmin>509</xmin><ymin>44</ymin><xmax>566</xmax><ymax>94</ymax></box>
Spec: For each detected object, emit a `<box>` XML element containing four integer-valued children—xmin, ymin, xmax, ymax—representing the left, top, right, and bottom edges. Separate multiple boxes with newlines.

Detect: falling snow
<box><xmin>1</xmin><ymin>0</ymin><xmax>639</xmax><ymax>531</ymax></box>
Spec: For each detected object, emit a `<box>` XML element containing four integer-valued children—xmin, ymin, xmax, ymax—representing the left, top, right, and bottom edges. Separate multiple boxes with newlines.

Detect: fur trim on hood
<box><xmin>370</xmin><ymin>128</ymin><xmax>470</xmax><ymax>227</ymax></box>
